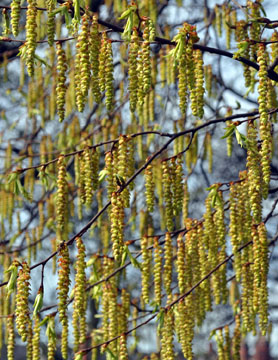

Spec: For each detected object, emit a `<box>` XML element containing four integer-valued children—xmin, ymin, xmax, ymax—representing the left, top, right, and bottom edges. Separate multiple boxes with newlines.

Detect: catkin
<box><xmin>164</xmin><ymin>232</ymin><xmax>173</xmax><ymax>295</ymax></box>
<box><xmin>141</xmin><ymin>236</ymin><xmax>151</xmax><ymax>304</ymax></box>
<box><xmin>90</xmin><ymin>15</ymin><xmax>101</xmax><ymax>103</ymax></box>
<box><xmin>257</xmin><ymin>44</ymin><xmax>272</xmax><ymax>197</ymax></box>
<box><xmin>145</xmin><ymin>162</ymin><xmax>155</xmax><ymax>212</ymax></box>
<box><xmin>73</xmin><ymin>237</ymin><xmax>87</xmax><ymax>351</ymax></box>
<box><xmin>56</xmin><ymin>156</ymin><xmax>68</xmax><ymax>241</ymax></box>
<box><xmin>128</xmin><ymin>28</ymin><xmax>140</xmax><ymax>112</ymax></box>
<box><xmin>57</xmin><ymin>242</ymin><xmax>70</xmax><ymax>359</ymax></box>
<box><xmin>11</xmin><ymin>0</ymin><xmax>21</xmax><ymax>37</ymax></box>
<box><xmin>7</xmin><ymin>316</ymin><xmax>15</xmax><ymax>360</ymax></box>
<box><xmin>15</xmin><ymin>262</ymin><xmax>31</xmax><ymax>342</ymax></box>
<box><xmin>56</xmin><ymin>42</ymin><xmax>68</xmax><ymax>122</ymax></box>
<box><xmin>105</xmin><ymin>39</ymin><xmax>114</xmax><ymax>111</ymax></box>
<box><xmin>25</xmin><ymin>0</ymin><xmax>38</xmax><ymax>76</ymax></box>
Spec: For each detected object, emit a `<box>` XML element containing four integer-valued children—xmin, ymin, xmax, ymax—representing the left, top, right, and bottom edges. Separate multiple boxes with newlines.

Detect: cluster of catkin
<box><xmin>128</xmin><ymin>21</ymin><xmax>153</xmax><ymax>113</ymax></box>
<box><xmin>229</xmin><ymin>169</ymin><xmax>269</xmax><ymax>337</ymax></box>
<box><xmin>172</xmin><ymin>23</ymin><xmax>205</xmax><ymax>117</ymax></box>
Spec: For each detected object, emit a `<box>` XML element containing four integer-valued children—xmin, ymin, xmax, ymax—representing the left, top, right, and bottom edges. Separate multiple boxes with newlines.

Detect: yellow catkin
<box><xmin>229</xmin><ymin>182</ymin><xmax>241</xmax><ymax>281</ymax></box>
<box><xmin>225</xmin><ymin>109</ymin><xmax>233</xmax><ymax>157</ymax></box>
<box><xmin>117</xmin><ymin>135</ymin><xmax>130</xmax><ymax>207</ymax></box>
<box><xmin>56</xmin><ymin>156</ymin><xmax>68</xmax><ymax>242</ymax></box>
<box><xmin>252</xmin><ymin>224</ymin><xmax>260</xmax><ymax>313</ymax></box>
<box><xmin>128</xmin><ymin>28</ymin><xmax>140</xmax><ymax>112</ymax></box>
<box><xmin>46</xmin><ymin>0</ymin><xmax>56</xmax><ymax>46</ymax></box>
<box><xmin>46</xmin><ymin>315</ymin><xmax>56</xmax><ymax>360</ymax></box>
<box><xmin>223</xmin><ymin>5</ymin><xmax>231</xmax><ymax>49</ymax></box>
<box><xmin>80</xmin><ymin>12</ymin><xmax>91</xmax><ymax>101</ymax></box>
<box><xmin>198</xmin><ymin>223</ymin><xmax>212</xmax><ymax>311</ymax></box>
<box><xmin>141</xmin><ymin>236</ymin><xmax>151</xmax><ymax>304</ymax></box>
<box><xmin>246</xmin><ymin>121</ymin><xmax>262</xmax><ymax>223</ymax></box>
<box><xmin>163</xmin><ymin>232</ymin><xmax>173</xmax><ymax>295</ymax></box>
<box><xmin>56</xmin><ymin>42</ymin><xmax>68</xmax><ymax>122</ymax></box>
<box><xmin>32</xmin><ymin>314</ymin><xmax>41</xmax><ymax>360</ymax></box>
<box><xmin>161</xmin><ymin>308</ymin><xmax>175</xmax><ymax>360</ymax></box>
<box><xmin>153</xmin><ymin>236</ymin><xmax>162</xmax><ymax>305</ymax></box>
<box><xmin>90</xmin><ymin>15</ymin><xmax>101</xmax><ymax>103</ymax></box>
<box><xmin>214</xmin><ymin>5</ymin><xmax>222</xmax><ymax>37</ymax></box>
<box><xmin>57</xmin><ymin>242</ymin><xmax>70</xmax><ymax>359</ymax></box>
<box><xmin>176</xmin><ymin>233</ymin><xmax>186</xmax><ymax>294</ymax></box>
<box><xmin>162</xmin><ymin>161</ymin><xmax>174</xmax><ymax>231</ymax></box>
<box><xmin>249</xmin><ymin>1</ymin><xmax>261</xmax><ymax>61</ymax></box>
<box><xmin>11</xmin><ymin>0</ymin><xmax>21</xmax><ymax>36</ymax></box>
<box><xmin>232</xmin><ymin>315</ymin><xmax>241</xmax><ymax>360</ymax></box>
<box><xmin>257</xmin><ymin>222</ymin><xmax>269</xmax><ymax>335</ymax></box>
<box><xmin>105</xmin><ymin>39</ymin><xmax>114</xmax><ymax>111</ymax></box>
<box><xmin>178</xmin><ymin>37</ymin><xmax>188</xmax><ymax>115</ymax></box>
<box><xmin>214</xmin><ymin>191</ymin><xmax>228</xmax><ymax>304</ymax></box>
<box><xmin>7</xmin><ymin>316</ymin><xmax>15</xmax><ymax>360</ymax></box>
<box><xmin>193</xmin><ymin>49</ymin><xmax>205</xmax><ymax>118</ymax></box>
<box><xmin>119</xmin><ymin>334</ymin><xmax>128</xmax><ymax>360</ymax></box>
<box><xmin>15</xmin><ymin>261</ymin><xmax>31</xmax><ymax>342</ymax></box>
<box><xmin>144</xmin><ymin>162</ymin><xmax>155</xmax><ymax>212</ymax></box>
<box><xmin>73</xmin><ymin>237</ymin><xmax>87</xmax><ymax>352</ymax></box>
<box><xmin>241</xmin><ymin>245</ymin><xmax>253</xmax><ymax>333</ymax></box>
<box><xmin>25</xmin><ymin>0</ymin><xmax>38</xmax><ymax>76</ymax></box>
<box><xmin>99</xmin><ymin>32</ymin><xmax>108</xmax><ymax>93</ymax></box>
<box><xmin>26</xmin><ymin>318</ymin><xmax>33</xmax><ymax>360</ymax></box>
<box><xmin>216</xmin><ymin>329</ymin><xmax>225</xmax><ymax>360</ymax></box>
<box><xmin>83</xmin><ymin>147</ymin><xmax>94</xmax><ymax>207</ymax></box>
<box><xmin>257</xmin><ymin>44</ymin><xmax>272</xmax><ymax>197</ymax></box>
<box><xmin>235</xmin><ymin>20</ymin><xmax>251</xmax><ymax>87</ymax></box>
<box><xmin>110</xmin><ymin>192</ymin><xmax>124</xmax><ymax>262</ymax></box>
<box><xmin>172</xmin><ymin>156</ymin><xmax>183</xmax><ymax>216</ymax></box>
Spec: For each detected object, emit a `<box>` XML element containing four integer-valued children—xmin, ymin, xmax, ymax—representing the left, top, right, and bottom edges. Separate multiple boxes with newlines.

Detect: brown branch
<box><xmin>4</xmin><ymin>130</ymin><xmax>173</xmax><ymax>175</ymax></box>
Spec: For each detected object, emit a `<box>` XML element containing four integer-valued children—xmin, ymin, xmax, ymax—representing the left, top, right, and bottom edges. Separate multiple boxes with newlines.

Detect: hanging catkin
<box><xmin>56</xmin><ymin>156</ymin><xmax>68</xmax><ymax>242</ymax></box>
<box><xmin>15</xmin><ymin>262</ymin><xmax>31</xmax><ymax>342</ymax></box>
<box><xmin>25</xmin><ymin>0</ymin><xmax>38</xmax><ymax>76</ymax></box>
<box><xmin>56</xmin><ymin>42</ymin><xmax>68</xmax><ymax>122</ymax></box>
<box><xmin>105</xmin><ymin>39</ymin><xmax>114</xmax><ymax>111</ymax></box>
<box><xmin>90</xmin><ymin>15</ymin><xmax>101</xmax><ymax>103</ymax></box>
<box><xmin>128</xmin><ymin>28</ymin><xmax>140</xmax><ymax>112</ymax></box>
<box><xmin>72</xmin><ymin>237</ymin><xmax>87</xmax><ymax>351</ymax></box>
<box><xmin>57</xmin><ymin>242</ymin><xmax>70</xmax><ymax>359</ymax></box>
<box><xmin>11</xmin><ymin>0</ymin><xmax>21</xmax><ymax>36</ymax></box>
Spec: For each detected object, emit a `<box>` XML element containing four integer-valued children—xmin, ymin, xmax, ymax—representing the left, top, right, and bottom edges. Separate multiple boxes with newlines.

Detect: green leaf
<box><xmin>125</xmin><ymin>245</ymin><xmax>141</xmax><ymax>269</ymax></box>
<box><xmin>235</xmin><ymin>128</ymin><xmax>247</xmax><ymax>148</ymax></box>
<box><xmin>46</xmin><ymin>316</ymin><xmax>56</xmax><ymax>340</ymax></box>
<box><xmin>221</xmin><ymin>125</ymin><xmax>236</xmax><ymax>139</ymax></box>
<box><xmin>156</xmin><ymin>309</ymin><xmax>165</xmax><ymax>332</ymax></box>
<box><xmin>209</xmin><ymin>329</ymin><xmax>216</xmax><ymax>340</ymax></box>
<box><xmin>33</xmin><ymin>288</ymin><xmax>44</xmax><ymax>316</ymax></box>
<box><xmin>7</xmin><ymin>172</ymin><xmax>18</xmax><ymax>185</ymax></box>
<box><xmin>5</xmin><ymin>261</ymin><xmax>19</xmax><ymax>297</ymax></box>
<box><xmin>118</xmin><ymin>5</ymin><xmax>137</xmax><ymax>20</ymax></box>
<box><xmin>34</xmin><ymin>54</ymin><xmax>50</xmax><ymax>68</ymax></box>
<box><xmin>233</xmin><ymin>41</ymin><xmax>249</xmax><ymax>59</ymax></box>
<box><xmin>235</xmin><ymin>100</ymin><xmax>241</xmax><ymax>109</ymax></box>
<box><xmin>39</xmin><ymin>316</ymin><xmax>49</xmax><ymax>327</ymax></box>
<box><xmin>16</xmin><ymin>179</ymin><xmax>31</xmax><ymax>200</ymax></box>
<box><xmin>98</xmin><ymin>169</ymin><xmax>107</xmax><ymax>183</ymax></box>
<box><xmin>73</xmin><ymin>0</ymin><xmax>81</xmax><ymax>23</ymax></box>
<box><xmin>119</xmin><ymin>5</ymin><xmax>137</xmax><ymax>42</ymax></box>
<box><xmin>118</xmin><ymin>7</ymin><xmax>134</xmax><ymax>20</ymax></box>
<box><xmin>121</xmin><ymin>246</ymin><xmax>128</xmax><ymax>266</ymax></box>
